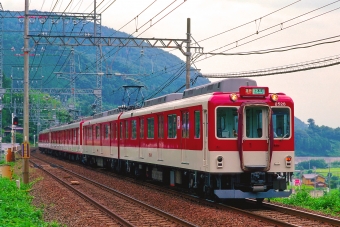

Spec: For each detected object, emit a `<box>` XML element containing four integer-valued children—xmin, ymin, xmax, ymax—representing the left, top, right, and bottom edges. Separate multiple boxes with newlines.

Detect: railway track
<box><xmin>31</xmin><ymin>155</ymin><xmax>197</xmax><ymax>227</ymax></box>
<box><xmin>89</xmin><ymin>167</ymin><xmax>340</xmax><ymax>227</ymax></box>
<box><xmin>33</xmin><ymin>152</ymin><xmax>340</xmax><ymax>227</ymax></box>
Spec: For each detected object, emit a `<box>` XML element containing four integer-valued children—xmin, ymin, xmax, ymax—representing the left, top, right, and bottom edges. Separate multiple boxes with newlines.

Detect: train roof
<box><xmin>40</xmin><ymin>78</ymin><xmax>275</xmax><ymax>130</ymax></box>
<box><xmin>183</xmin><ymin>78</ymin><xmax>257</xmax><ymax>99</ymax></box>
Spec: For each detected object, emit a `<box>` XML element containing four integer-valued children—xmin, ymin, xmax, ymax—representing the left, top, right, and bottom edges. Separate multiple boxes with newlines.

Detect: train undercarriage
<box><xmin>40</xmin><ymin>148</ymin><xmax>292</xmax><ymax>202</ymax></box>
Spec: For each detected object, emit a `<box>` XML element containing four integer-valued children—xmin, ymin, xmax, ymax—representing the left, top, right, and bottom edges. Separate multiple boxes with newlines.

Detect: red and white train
<box><xmin>39</xmin><ymin>78</ymin><xmax>294</xmax><ymax>201</ymax></box>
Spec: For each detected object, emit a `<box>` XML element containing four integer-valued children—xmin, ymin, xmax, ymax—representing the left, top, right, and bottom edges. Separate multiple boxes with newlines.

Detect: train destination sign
<box><xmin>252</xmin><ymin>88</ymin><xmax>265</xmax><ymax>95</ymax></box>
<box><xmin>239</xmin><ymin>87</ymin><xmax>269</xmax><ymax>97</ymax></box>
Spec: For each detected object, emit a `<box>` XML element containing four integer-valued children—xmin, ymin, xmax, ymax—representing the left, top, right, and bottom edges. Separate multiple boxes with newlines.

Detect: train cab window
<box><xmin>158</xmin><ymin>115</ymin><xmax>164</xmax><ymax>139</ymax></box>
<box><xmin>132</xmin><ymin>120</ymin><xmax>137</xmax><ymax>139</ymax></box>
<box><xmin>140</xmin><ymin>119</ymin><xmax>144</xmax><ymax>139</ymax></box>
<box><xmin>216</xmin><ymin>107</ymin><xmax>238</xmax><ymax>138</ymax></box>
<box><xmin>244</xmin><ymin>106</ymin><xmax>268</xmax><ymax>139</ymax></box>
<box><xmin>194</xmin><ymin>111</ymin><xmax>201</xmax><ymax>138</ymax></box>
<box><xmin>272</xmin><ymin>108</ymin><xmax>291</xmax><ymax>138</ymax></box>
<box><xmin>168</xmin><ymin>114</ymin><xmax>177</xmax><ymax>139</ymax></box>
<box><xmin>182</xmin><ymin>111</ymin><xmax>189</xmax><ymax>138</ymax></box>
<box><xmin>147</xmin><ymin>117</ymin><xmax>154</xmax><ymax>138</ymax></box>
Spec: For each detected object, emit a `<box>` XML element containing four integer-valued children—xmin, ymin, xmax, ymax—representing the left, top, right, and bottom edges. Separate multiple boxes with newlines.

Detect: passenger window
<box><xmin>120</xmin><ymin>122</ymin><xmax>123</xmax><ymax>139</ymax></box>
<box><xmin>96</xmin><ymin>125</ymin><xmax>100</xmax><ymax>139</ymax></box>
<box><xmin>272</xmin><ymin>108</ymin><xmax>291</xmax><ymax>138</ymax></box>
<box><xmin>194</xmin><ymin>111</ymin><xmax>200</xmax><ymax>138</ymax></box>
<box><xmin>105</xmin><ymin>124</ymin><xmax>110</xmax><ymax>139</ymax></box>
<box><xmin>125</xmin><ymin>121</ymin><xmax>129</xmax><ymax>139</ymax></box>
<box><xmin>132</xmin><ymin>120</ymin><xmax>137</xmax><ymax>139</ymax></box>
<box><xmin>158</xmin><ymin>115</ymin><xmax>164</xmax><ymax>139</ymax></box>
<box><xmin>140</xmin><ymin>119</ymin><xmax>144</xmax><ymax>139</ymax></box>
<box><xmin>167</xmin><ymin>114</ymin><xmax>177</xmax><ymax>138</ymax></box>
<box><xmin>147</xmin><ymin>117</ymin><xmax>154</xmax><ymax>139</ymax></box>
<box><xmin>216</xmin><ymin>107</ymin><xmax>238</xmax><ymax>138</ymax></box>
<box><xmin>182</xmin><ymin>111</ymin><xmax>189</xmax><ymax>138</ymax></box>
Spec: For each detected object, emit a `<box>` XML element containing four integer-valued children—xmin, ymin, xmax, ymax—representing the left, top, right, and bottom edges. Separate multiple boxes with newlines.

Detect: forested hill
<box><xmin>2</xmin><ymin>11</ymin><xmax>210</xmax><ymax>114</ymax></box>
<box><xmin>295</xmin><ymin>118</ymin><xmax>340</xmax><ymax>157</ymax></box>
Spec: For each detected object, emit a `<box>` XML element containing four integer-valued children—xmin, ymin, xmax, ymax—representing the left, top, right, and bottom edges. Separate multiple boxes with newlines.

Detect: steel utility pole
<box><xmin>23</xmin><ymin>0</ymin><xmax>30</xmax><ymax>184</ymax></box>
<box><xmin>186</xmin><ymin>18</ymin><xmax>191</xmax><ymax>89</ymax></box>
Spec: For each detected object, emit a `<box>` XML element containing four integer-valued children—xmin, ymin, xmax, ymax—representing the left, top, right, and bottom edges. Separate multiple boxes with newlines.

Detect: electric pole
<box><xmin>23</xmin><ymin>0</ymin><xmax>30</xmax><ymax>184</ymax></box>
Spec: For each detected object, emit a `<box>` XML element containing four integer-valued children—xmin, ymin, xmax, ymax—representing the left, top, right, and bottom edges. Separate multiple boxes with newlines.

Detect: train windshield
<box><xmin>272</xmin><ymin>107</ymin><xmax>291</xmax><ymax>138</ymax></box>
<box><xmin>216</xmin><ymin>107</ymin><xmax>238</xmax><ymax>138</ymax></box>
<box><xmin>244</xmin><ymin>106</ymin><xmax>269</xmax><ymax>139</ymax></box>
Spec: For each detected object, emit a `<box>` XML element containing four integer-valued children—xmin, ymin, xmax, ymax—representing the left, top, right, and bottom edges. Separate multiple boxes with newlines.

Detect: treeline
<box><xmin>295</xmin><ymin>118</ymin><xmax>340</xmax><ymax>156</ymax></box>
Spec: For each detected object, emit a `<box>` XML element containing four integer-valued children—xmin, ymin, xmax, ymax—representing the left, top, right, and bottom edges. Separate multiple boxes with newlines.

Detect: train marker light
<box><xmin>229</xmin><ymin>93</ymin><xmax>238</xmax><ymax>102</ymax></box>
<box><xmin>285</xmin><ymin>156</ymin><xmax>292</xmax><ymax>168</ymax></box>
<box><xmin>270</xmin><ymin>93</ymin><xmax>278</xmax><ymax>102</ymax></box>
<box><xmin>217</xmin><ymin>156</ymin><xmax>223</xmax><ymax>168</ymax></box>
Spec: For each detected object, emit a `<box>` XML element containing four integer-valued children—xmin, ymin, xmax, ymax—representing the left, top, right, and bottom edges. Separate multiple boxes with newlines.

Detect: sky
<box><xmin>3</xmin><ymin>0</ymin><xmax>340</xmax><ymax>128</ymax></box>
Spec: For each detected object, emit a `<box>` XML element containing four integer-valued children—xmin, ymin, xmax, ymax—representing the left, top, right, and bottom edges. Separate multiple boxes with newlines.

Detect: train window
<box><xmin>96</xmin><ymin>125</ymin><xmax>100</xmax><ymax>139</ymax></box>
<box><xmin>168</xmin><ymin>114</ymin><xmax>177</xmax><ymax>138</ymax></box>
<box><xmin>182</xmin><ymin>111</ymin><xmax>189</xmax><ymax>138</ymax></box>
<box><xmin>125</xmin><ymin>121</ymin><xmax>129</xmax><ymax>139</ymax></box>
<box><xmin>140</xmin><ymin>118</ymin><xmax>144</xmax><ymax>139</ymax></box>
<box><xmin>194</xmin><ymin>111</ymin><xmax>200</xmax><ymax>138</ymax></box>
<box><xmin>244</xmin><ymin>106</ymin><xmax>267</xmax><ymax>139</ymax></box>
<box><xmin>147</xmin><ymin>117</ymin><xmax>154</xmax><ymax>139</ymax></box>
<box><xmin>88</xmin><ymin>126</ymin><xmax>92</xmax><ymax>139</ymax></box>
<box><xmin>216</xmin><ymin>107</ymin><xmax>238</xmax><ymax>138</ymax></box>
<box><xmin>120</xmin><ymin>122</ymin><xmax>123</xmax><ymax>139</ymax></box>
<box><xmin>105</xmin><ymin>124</ymin><xmax>110</xmax><ymax>139</ymax></box>
<box><xmin>132</xmin><ymin>120</ymin><xmax>137</xmax><ymax>139</ymax></box>
<box><xmin>114</xmin><ymin>122</ymin><xmax>118</xmax><ymax>139</ymax></box>
<box><xmin>158</xmin><ymin>115</ymin><xmax>164</xmax><ymax>139</ymax></box>
<box><xmin>272</xmin><ymin>108</ymin><xmax>291</xmax><ymax>138</ymax></box>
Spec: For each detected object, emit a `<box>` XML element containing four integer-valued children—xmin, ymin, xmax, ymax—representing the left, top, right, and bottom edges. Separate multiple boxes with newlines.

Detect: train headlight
<box><xmin>230</xmin><ymin>93</ymin><xmax>238</xmax><ymax>102</ymax></box>
<box><xmin>217</xmin><ymin>156</ymin><xmax>223</xmax><ymax>168</ymax></box>
<box><xmin>270</xmin><ymin>93</ymin><xmax>278</xmax><ymax>102</ymax></box>
<box><xmin>285</xmin><ymin>155</ymin><xmax>292</xmax><ymax>168</ymax></box>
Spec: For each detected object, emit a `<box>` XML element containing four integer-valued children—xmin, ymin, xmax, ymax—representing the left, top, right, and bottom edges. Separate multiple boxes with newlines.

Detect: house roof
<box><xmin>303</xmin><ymin>174</ymin><xmax>325</xmax><ymax>179</ymax></box>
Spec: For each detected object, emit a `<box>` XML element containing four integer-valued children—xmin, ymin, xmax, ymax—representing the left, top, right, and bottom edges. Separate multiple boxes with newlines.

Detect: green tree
<box><xmin>307</xmin><ymin>118</ymin><xmax>315</xmax><ymax>130</ymax></box>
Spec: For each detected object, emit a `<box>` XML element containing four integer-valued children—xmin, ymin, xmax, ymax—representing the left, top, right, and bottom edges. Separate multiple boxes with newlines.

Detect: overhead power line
<box><xmin>197</xmin><ymin>0</ymin><xmax>302</xmax><ymax>43</ymax></box>
<box><xmin>200</xmin><ymin>55</ymin><xmax>340</xmax><ymax>78</ymax></box>
<box><xmin>204</xmin><ymin>35</ymin><xmax>340</xmax><ymax>56</ymax></box>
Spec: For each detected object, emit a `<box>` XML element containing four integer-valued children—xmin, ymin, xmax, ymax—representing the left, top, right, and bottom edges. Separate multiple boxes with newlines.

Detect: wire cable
<box><xmin>197</xmin><ymin>0</ymin><xmax>302</xmax><ymax>43</ymax></box>
<box><xmin>205</xmin><ymin>35</ymin><xmax>340</xmax><ymax>56</ymax></box>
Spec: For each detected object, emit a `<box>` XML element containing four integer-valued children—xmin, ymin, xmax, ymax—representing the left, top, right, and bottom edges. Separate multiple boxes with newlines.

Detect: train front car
<box><xmin>205</xmin><ymin>78</ymin><xmax>294</xmax><ymax>202</ymax></box>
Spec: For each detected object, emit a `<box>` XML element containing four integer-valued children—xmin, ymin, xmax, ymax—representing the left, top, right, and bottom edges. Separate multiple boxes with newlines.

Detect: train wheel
<box><xmin>256</xmin><ymin>198</ymin><xmax>264</xmax><ymax>204</ymax></box>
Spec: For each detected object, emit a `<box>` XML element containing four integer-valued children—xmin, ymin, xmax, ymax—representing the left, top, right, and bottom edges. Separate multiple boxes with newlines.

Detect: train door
<box><xmin>238</xmin><ymin>104</ymin><xmax>272</xmax><ymax>171</ymax></box>
<box><xmin>181</xmin><ymin>110</ymin><xmax>189</xmax><ymax>164</ymax></box>
<box><xmin>157</xmin><ymin>114</ymin><xmax>164</xmax><ymax>161</ymax></box>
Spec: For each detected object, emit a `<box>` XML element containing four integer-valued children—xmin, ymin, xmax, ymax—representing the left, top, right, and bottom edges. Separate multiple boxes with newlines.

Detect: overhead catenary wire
<box><xmin>110</xmin><ymin>0</ymin><xmax>158</xmax><ymax>36</ymax></box>
<box><xmin>205</xmin><ymin>35</ymin><xmax>340</xmax><ymax>56</ymax></box>
<box><xmin>197</xmin><ymin>0</ymin><xmax>302</xmax><ymax>43</ymax></box>
<box><xmin>195</xmin><ymin>1</ymin><xmax>340</xmax><ymax>64</ymax></box>
<box><xmin>206</xmin><ymin>0</ymin><xmax>340</xmax><ymax>54</ymax></box>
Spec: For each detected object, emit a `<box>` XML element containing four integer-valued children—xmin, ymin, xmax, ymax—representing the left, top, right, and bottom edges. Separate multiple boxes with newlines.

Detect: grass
<box><xmin>0</xmin><ymin>162</ymin><xmax>61</xmax><ymax>227</ymax></box>
<box><xmin>272</xmin><ymin>186</ymin><xmax>340</xmax><ymax>216</ymax></box>
<box><xmin>317</xmin><ymin>168</ymin><xmax>340</xmax><ymax>177</ymax></box>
